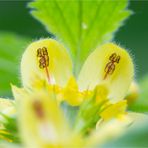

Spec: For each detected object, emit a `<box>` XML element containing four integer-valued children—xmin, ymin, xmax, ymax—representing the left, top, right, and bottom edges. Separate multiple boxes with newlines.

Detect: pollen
<box><xmin>37</xmin><ymin>47</ymin><xmax>49</xmax><ymax>69</ymax></box>
<box><xmin>104</xmin><ymin>53</ymin><xmax>121</xmax><ymax>80</ymax></box>
<box><xmin>37</xmin><ymin>47</ymin><xmax>51</xmax><ymax>83</ymax></box>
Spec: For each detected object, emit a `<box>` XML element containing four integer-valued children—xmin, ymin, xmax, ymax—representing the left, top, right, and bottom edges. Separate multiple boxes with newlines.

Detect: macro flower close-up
<box><xmin>0</xmin><ymin>0</ymin><xmax>148</xmax><ymax>147</ymax></box>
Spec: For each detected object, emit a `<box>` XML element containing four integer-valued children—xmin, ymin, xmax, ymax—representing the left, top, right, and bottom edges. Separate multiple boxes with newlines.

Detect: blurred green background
<box><xmin>0</xmin><ymin>0</ymin><xmax>147</xmax><ymax>96</ymax></box>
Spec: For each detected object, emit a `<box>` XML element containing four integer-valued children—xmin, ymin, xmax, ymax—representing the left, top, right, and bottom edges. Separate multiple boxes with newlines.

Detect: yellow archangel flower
<box><xmin>3</xmin><ymin>39</ymin><xmax>135</xmax><ymax>147</ymax></box>
<box><xmin>20</xmin><ymin>39</ymin><xmax>134</xmax><ymax>104</ymax></box>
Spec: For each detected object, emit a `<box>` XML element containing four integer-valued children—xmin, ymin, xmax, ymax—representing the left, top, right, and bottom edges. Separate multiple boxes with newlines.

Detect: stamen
<box><xmin>33</xmin><ymin>100</ymin><xmax>44</xmax><ymax>119</ymax></box>
<box><xmin>104</xmin><ymin>53</ymin><xmax>121</xmax><ymax>80</ymax></box>
<box><xmin>37</xmin><ymin>47</ymin><xmax>51</xmax><ymax>83</ymax></box>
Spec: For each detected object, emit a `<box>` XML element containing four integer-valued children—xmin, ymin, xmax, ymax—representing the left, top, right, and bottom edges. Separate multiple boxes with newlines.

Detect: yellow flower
<box><xmin>8</xmin><ymin>38</ymin><xmax>137</xmax><ymax>147</ymax></box>
<box><xmin>13</xmin><ymin>87</ymin><xmax>148</xmax><ymax>147</ymax></box>
<box><xmin>78</xmin><ymin>43</ymin><xmax>134</xmax><ymax>103</ymax></box>
<box><xmin>17</xmin><ymin>89</ymin><xmax>84</xmax><ymax>148</ymax></box>
<box><xmin>21</xmin><ymin>39</ymin><xmax>73</xmax><ymax>88</ymax></box>
<box><xmin>20</xmin><ymin>39</ymin><xmax>134</xmax><ymax>105</ymax></box>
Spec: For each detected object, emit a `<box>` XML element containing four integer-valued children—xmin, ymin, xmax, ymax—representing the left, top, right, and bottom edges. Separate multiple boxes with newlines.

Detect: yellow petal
<box><xmin>128</xmin><ymin>112</ymin><xmax>148</xmax><ymax>126</ymax></box>
<box><xmin>125</xmin><ymin>81</ymin><xmax>139</xmax><ymax>105</ymax></box>
<box><xmin>78</xmin><ymin>43</ymin><xmax>134</xmax><ymax>102</ymax></box>
<box><xmin>21</xmin><ymin>39</ymin><xmax>73</xmax><ymax>88</ymax></box>
<box><xmin>0</xmin><ymin>98</ymin><xmax>14</xmax><ymax>111</ymax></box>
<box><xmin>62</xmin><ymin>77</ymin><xmax>84</xmax><ymax>106</ymax></box>
<box><xmin>11</xmin><ymin>84</ymin><xmax>27</xmax><ymax>101</ymax></box>
<box><xmin>18</xmin><ymin>89</ymin><xmax>84</xmax><ymax>147</ymax></box>
<box><xmin>100</xmin><ymin>100</ymin><xmax>127</xmax><ymax>121</ymax></box>
<box><xmin>88</xmin><ymin>115</ymin><xmax>131</xmax><ymax>147</ymax></box>
<box><xmin>12</xmin><ymin>82</ymin><xmax>62</xmax><ymax>105</ymax></box>
<box><xmin>0</xmin><ymin>98</ymin><xmax>15</xmax><ymax>122</ymax></box>
<box><xmin>18</xmin><ymin>90</ymin><xmax>69</xmax><ymax>147</ymax></box>
<box><xmin>95</xmin><ymin>85</ymin><xmax>108</xmax><ymax>104</ymax></box>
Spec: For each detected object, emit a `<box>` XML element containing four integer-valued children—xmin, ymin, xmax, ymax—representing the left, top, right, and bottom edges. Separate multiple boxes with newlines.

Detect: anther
<box><xmin>37</xmin><ymin>47</ymin><xmax>50</xmax><ymax>83</ymax></box>
<box><xmin>104</xmin><ymin>53</ymin><xmax>121</xmax><ymax>80</ymax></box>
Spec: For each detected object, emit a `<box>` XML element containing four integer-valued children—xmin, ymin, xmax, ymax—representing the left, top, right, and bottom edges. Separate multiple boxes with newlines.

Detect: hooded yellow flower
<box><xmin>17</xmin><ymin>89</ymin><xmax>84</xmax><ymax>148</ymax></box>
<box><xmin>0</xmin><ymin>38</ymin><xmax>136</xmax><ymax>147</ymax></box>
<box><xmin>20</xmin><ymin>39</ymin><xmax>134</xmax><ymax>105</ymax></box>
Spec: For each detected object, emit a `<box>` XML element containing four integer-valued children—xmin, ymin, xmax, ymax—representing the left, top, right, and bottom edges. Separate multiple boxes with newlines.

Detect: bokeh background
<box><xmin>0</xmin><ymin>0</ymin><xmax>147</xmax><ymax>96</ymax></box>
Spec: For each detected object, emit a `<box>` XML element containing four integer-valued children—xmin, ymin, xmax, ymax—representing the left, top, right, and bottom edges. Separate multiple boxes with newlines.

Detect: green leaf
<box><xmin>129</xmin><ymin>75</ymin><xmax>148</xmax><ymax>112</ymax></box>
<box><xmin>0</xmin><ymin>113</ymin><xmax>20</xmax><ymax>143</ymax></box>
<box><xmin>29</xmin><ymin>0</ymin><xmax>131</xmax><ymax>76</ymax></box>
<box><xmin>0</xmin><ymin>32</ymin><xmax>30</xmax><ymax>97</ymax></box>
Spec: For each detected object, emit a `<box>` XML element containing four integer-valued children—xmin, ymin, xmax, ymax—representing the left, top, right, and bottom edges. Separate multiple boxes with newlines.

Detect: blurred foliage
<box><xmin>29</xmin><ymin>0</ymin><xmax>131</xmax><ymax>75</ymax></box>
<box><xmin>0</xmin><ymin>32</ymin><xmax>30</xmax><ymax>97</ymax></box>
<box><xmin>0</xmin><ymin>1</ymin><xmax>49</xmax><ymax>38</ymax></box>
